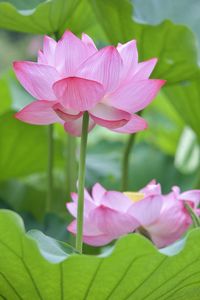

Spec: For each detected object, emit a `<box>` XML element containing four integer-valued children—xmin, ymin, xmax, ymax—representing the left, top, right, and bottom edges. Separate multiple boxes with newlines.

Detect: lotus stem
<box><xmin>66</xmin><ymin>134</ymin><xmax>77</xmax><ymax>200</ymax></box>
<box><xmin>121</xmin><ymin>134</ymin><xmax>136</xmax><ymax>191</ymax></box>
<box><xmin>185</xmin><ymin>202</ymin><xmax>200</xmax><ymax>227</ymax></box>
<box><xmin>46</xmin><ymin>124</ymin><xmax>54</xmax><ymax>213</ymax></box>
<box><xmin>76</xmin><ymin>112</ymin><xmax>89</xmax><ymax>253</ymax></box>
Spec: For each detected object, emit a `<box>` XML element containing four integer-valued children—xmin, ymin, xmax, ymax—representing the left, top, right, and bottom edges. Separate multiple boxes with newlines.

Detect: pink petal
<box><xmin>147</xmin><ymin>206</ymin><xmax>191</xmax><ymax>248</ymax></box>
<box><xmin>13</xmin><ymin>61</ymin><xmax>60</xmax><ymax>100</ymax></box>
<box><xmin>140</xmin><ymin>182</ymin><xmax>161</xmax><ymax>196</ymax></box>
<box><xmin>89</xmin><ymin>205</ymin><xmax>139</xmax><ymax>237</ymax></box>
<box><xmin>128</xmin><ymin>195</ymin><xmax>163</xmax><ymax>226</ymax></box>
<box><xmin>38</xmin><ymin>36</ymin><xmax>57</xmax><ymax>66</ymax></box>
<box><xmin>71</xmin><ymin>192</ymin><xmax>78</xmax><ymax>203</ymax></box>
<box><xmin>55</xmin><ymin>30</ymin><xmax>93</xmax><ymax>76</ymax></box>
<box><xmin>64</xmin><ymin>116</ymin><xmax>95</xmax><ymax>136</ymax></box>
<box><xmin>83</xmin><ymin>235</ymin><xmax>115</xmax><ymax>246</ymax></box>
<box><xmin>53</xmin><ymin>103</ymin><xmax>83</xmax><ymax>121</ymax></box>
<box><xmin>112</xmin><ymin>114</ymin><xmax>147</xmax><ymax>134</ymax></box>
<box><xmin>172</xmin><ymin>186</ymin><xmax>181</xmax><ymax>197</ymax></box>
<box><xmin>67</xmin><ymin>220</ymin><xmax>114</xmax><ymax>246</ymax></box>
<box><xmin>15</xmin><ymin>100</ymin><xmax>61</xmax><ymax>125</ymax></box>
<box><xmin>68</xmin><ymin>219</ymin><xmax>102</xmax><ymax>236</ymax></box>
<box><xmin>133</xmin><ymin>58</ymin><xmax>157</xmax><ymax>81</ymax></box>
<box><xmin>66</xmin><ymin>202</ymin><xmax>77</xmax><ymax>218</ymax></box>
<box><xmin>77</xmin><ymin>46</ymin><xmax>122</xmax><ymax>93</ymax></box>
<box><xmin>117</xmin><ymin>40</ymin><xmax>138</xmax><ymax>82</ymax></box>
<box><xmin>53</xmin><ymin>77</ymin><xmax>104</xmax><ymax>111</ymax></box>
<box><xmin>89</xmin><ymin>103</ymin><xmax>130</xmax><ymax>129</ymax></box>
<box><xmin>178</xmin><ymin>190</ymin><xmax>200</xmax><ymax>207</ymax></box>
<box><xmin>104</xmin><ymin>79</ymin><xmax>166</xmax><ymax>113</ymax></box>
<box><xmin>81</xmin><ymin>33</ymin><xmax>97</xmax><ymax>53</ymax></box>
<box><xmin>67</xmin><ymin>188</ymin><xmax>96</xmax><ymax>218</ymax></box>
<box><xmin>100</xmin><ymin>191</ymin><xmax>133</xmax><ymax>212</ymax></box>
<box><xmin>67</xmin><ymin>200</ymin><xmax>96</xmax><ymax>219</ymax></box>
<box><xmin>92</xmin><ymin>183</ymin><xmax>107</xmax><ymax>204</ymax></box>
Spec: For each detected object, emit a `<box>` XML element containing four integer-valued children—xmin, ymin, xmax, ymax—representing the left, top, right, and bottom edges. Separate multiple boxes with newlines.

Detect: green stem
<box><xmin>46</xmin><ymin>124</ymin><xmax>54</xmax><ymax>213</ymax></box>
<box><xmin>185</xmin><ymin>202</ymin><xmax>200</xmax><ymax>228</ymax></box>
<box><xmin>76</xmin><ymin>112</ymin><xmax>89</xmax><ymax>253</ymax></box>
<box><xmin>121</xmin><ymin>134</ymin><xmax>136</xmax><ymax>191</ymax></box>
<box><xmin>66</xmin><ymin>134</ymin><xmax>77</xmax><ymax>200</ymax></box>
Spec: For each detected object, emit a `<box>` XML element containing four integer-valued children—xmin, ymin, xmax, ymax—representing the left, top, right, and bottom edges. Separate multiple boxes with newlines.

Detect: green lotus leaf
<box><xmin>0</xmin><ymin>209</ymin><xmax>200</xmax><ymax>299</ymax></box>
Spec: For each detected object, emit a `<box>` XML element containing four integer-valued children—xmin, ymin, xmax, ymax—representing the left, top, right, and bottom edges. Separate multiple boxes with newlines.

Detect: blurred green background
<box><xmin>0</xmin><ymin>0</ymin><xmax>200</xmax><ymax>247</ymax></box>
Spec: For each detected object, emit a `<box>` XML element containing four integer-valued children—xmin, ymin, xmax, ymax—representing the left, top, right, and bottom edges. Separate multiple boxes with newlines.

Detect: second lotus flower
<box><xmin>14</xmin><ymin>31</ymin><xmax>165</xmax><ymax>136</ymax></box>
<box><xmin>67</xmin><ymin>181</ymin><xmax>200</xmax><ymax>248</ymax></box>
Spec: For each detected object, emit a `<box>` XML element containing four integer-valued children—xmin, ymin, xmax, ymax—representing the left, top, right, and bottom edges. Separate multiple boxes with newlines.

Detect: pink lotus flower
<box><xmin>14</xmin><ymin>31</ymin><xmax>165</xmax><ymax>136</ymax></box>
<box><xmin>128</xmin><ymin>180</ymin><xmax>200</xmax><ymax>248</ymax></box>
<box><xmin>67</xmin><ymin>181</ymin><xmax>200</xmax><ymax>248</ymax></box>
<box><xmin>67</xmin><ymin>183</ymin><xmax>140</xmax><ymax>246</ymax></box>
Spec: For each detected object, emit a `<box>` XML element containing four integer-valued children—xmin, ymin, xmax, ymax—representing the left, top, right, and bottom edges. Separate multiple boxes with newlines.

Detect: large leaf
<box><xmin>0</xmin><ymin>0</ymin><xmax>79</xmax><ymax>34</ymax></box>
<box><xmin>132</xmin><ymin>0</ymin><xmax>200</xmax><ymax>44</ymax></box>
<box><xmin>90</xmin><ymin>0</ymin><xmax>199</xmax><ymax>84</ymax></box>
<box><xmin>0</xmin><ymin>74</ymin><xmax>12</xmax><ymax>114</ymax></box>
<box><xmin>164</xmin><ymin>76</ymin><xmax>200</xmax><ymax>141</ymax></box>
<box><xmin>1</xmin><ymin>210</ymin><xmax>200</xmax><ymax>299</ymax></box>
<box><xmin>0</xmin><ymin>111</ymin><xmax>64</xmax><ymax>180</ymax></box>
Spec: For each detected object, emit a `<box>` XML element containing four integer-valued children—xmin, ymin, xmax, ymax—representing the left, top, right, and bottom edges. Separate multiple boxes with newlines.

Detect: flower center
<box><xmin>123</xmin><ymin>192</ymin><xmax>145</xmax><ymax>202</ymax></box>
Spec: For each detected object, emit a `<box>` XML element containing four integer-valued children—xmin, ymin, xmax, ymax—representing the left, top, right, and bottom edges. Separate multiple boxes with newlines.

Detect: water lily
<box><xmin>14</xmin><ymin>30</ymin><xmax>165</xmax><ymax>136</ymax></box>
<box><xmin>127</xmin><ymin>180</ymin><xmax>200</xmax><ymax>248</ymax></box>
<box><xmin>67</xmin><ymin>183</ymin><xmax>139</xmax><ymax>246</ymax></box>
<box><xmin>67</xmin><ymin>181</ymin><xmax>200</xmax><ymax>248</ymax></box>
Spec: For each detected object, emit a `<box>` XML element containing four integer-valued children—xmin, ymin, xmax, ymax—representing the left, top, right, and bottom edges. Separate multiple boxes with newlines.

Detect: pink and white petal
<box><xmin>77</xmin><ymin>46</ymin><xmax>122</xmax><ymax>93</ymax></box>
<box><xmin>172</xmin><ymin>186</ymin><xmax>181</xmax><ymax>197</ymax></box>
<box><xmin>67</xmin><ymin>219</ymin><xmax>114</xmax><ymax>246</ymax></box>
<box><xmin>92</xmin><ymin>183</ymin><xmax>107</xmax><ymax>204</ymax></box>
<box><xmin>100</xmin><ymin>191</ymin><xmax>133</xmax><ymax>212</ymax></box>
<box><xmin>140</xmin><ymin>182</ymin><xmax>161</xmax><ymax>196</ymax></box>
<box><xmin>71</xmin><ymin>192</ymin><xmax>78</xmax><ymax>203</ymax></box>
<box><xmin>66</xmin><ymin>202</ymin><xmax>77</xmax><ymax>218</ymax></box>
<box><xmin>43</xmin><ymin>36</ymin><xmax>57</xmax><ymax>65</ymax></box>
<box><xmin>117</xmin><ymin>40</ymin><xmax>138</xmax><ymax>82</ymax></box>
<box><xmin>53</xmin><ymin>77</ymin><xmax>104</xmax><ymax>111</ymax></box>
<box><xmin>83</xmin><ymin>234</ymin><xmax>115</xmax><ymax>246</ymax></box>
<box><xmin>67</xmin><ymin>219</ymin><xmax>103</xmax><ymax>236</ymax></box>
<box><xmin>146</xmin><ymin>210</ymin><xmax>190</xmax><ymax>248</ymax></box>
<box><xmin>81</xmin><ymin>33</ymin><xmax>97</xmax><ymax>53</ymax></box>
<box><xmin>55</xmin><ymin>31</ymin><xmax>92</xmax><ymax>76</ymax></box>
<box><xmin>89</xmin><ymin>205</ymin><xmax>139</xmax><ymax>237</ymax></box>
<box><xmin>53</xmin><ymin>103</ymin><xmax>83</xmax><ymax>121</ymax></box>
<box><xmin>64</xmin><ymin>116</ymin><xmax>95</xmax><ymax>136</ymax></box>
<box><xmin>89</xmin><ymin>103</ymin><xmax>130</xmax><ymax>129</ymax></box>
<box><xmin>133</xmin><ymin>58</ymin><xmax>158</xmax><ymax>81</ymax></box>
<box><xmin>104</xmin><ymin>79</ymin><xmax>166</xmax><ymax>113</ymax></box>
<box><xmin>111</xmin><ymin>114</ymin><xmax>147</xmax><ymax>134</ymax></box>
<box><xmin>196</xmin><ymin>208</ymin><xmax>200</xmax><ymax>216</ymax></box>
<box><xmin>38</xmin><ymin>36</ymin><xmax>57</xmax><ymax>66</ymax></box>
<box><xmin>128</xmin><ymin>195</ymin><xmax>163</xmax><ymax>226</ymax></box>
<box><xmin>67</xmin><ymin>189</ymin><xmax>96</xmax><ymax>217</ymax></box>
<box><xmin>178</xmin><ymin>190</ymin><xmax>200</xmax><ymax>207</ymax></box>
<box><xmin>15</xmin><ymin>100</ymin><xmax>61</xmax><ymax>125</ymax></box>
<box><xmin>13</xmin><ymin>61</ymin><xmax>60</xmax><ymax>100</ymax></box>
<box><xmin>67</xmin><ymin>197</ymin><xmax>96</xmax><ymax>218</ymax></box>
<box><xmin>150</xmin><ymin>229</ymin><xmax>187</xmax><ymax>249</ymax></box>
<box><xmin>37</xmin><ymin>50</ymin><xmax>46</xmax><ymax>64</ymax></box>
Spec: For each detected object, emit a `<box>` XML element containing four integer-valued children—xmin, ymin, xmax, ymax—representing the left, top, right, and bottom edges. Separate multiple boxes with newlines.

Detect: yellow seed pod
<box><xmin>123</xmin><ymin>192</ymin><xmax>145</xmax><ymax>202</ymax></box>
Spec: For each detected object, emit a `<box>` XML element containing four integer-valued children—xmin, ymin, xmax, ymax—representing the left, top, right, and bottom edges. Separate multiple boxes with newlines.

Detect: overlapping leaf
<box><xmin>164</xmin><ymin>76</ymin><xmax>200</xmax><ymax>141</ymax></box>
<box><xmin>90</xmin><ymin>0</ymin><xmax>199</xmax><ymax>84</ymax></box>
<box><xmin>1</xmin><ymin>209</ymin><xmax>200</xmax><ymax>299</ymax></box>
<box><xmin>0</xmin><ymin>0</ymin><xmax>79</xmax><ymax>34</ymax></box>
